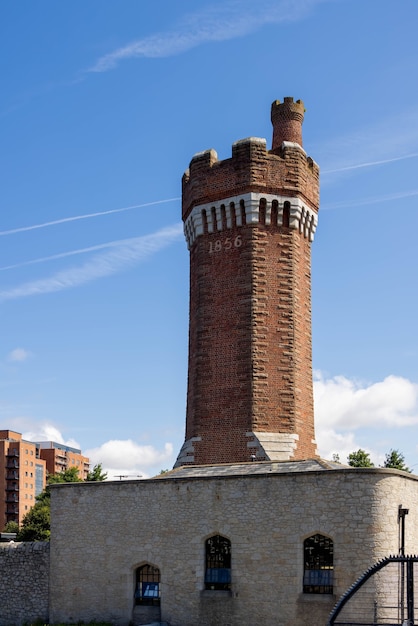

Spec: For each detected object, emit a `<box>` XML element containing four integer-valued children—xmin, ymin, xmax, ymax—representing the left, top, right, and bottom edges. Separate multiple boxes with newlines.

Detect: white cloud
<box><xmin>8</xmin><ymin>348</ymin><xmax>30</xmax><ymax>362</ymax></box>
<box><xmin>314</xmin><ymin>372</ymin><xmax>418</xmax><ymax>430</ymax></box>
<box><xmin>85</xmin><ymin>439</ymin><xmax>174</xmax><ymax>480</ymax></box>
<box><xmin>22</xmin><ymin>423</ymin><xmax>81</xmax><ymax>449</ymax></box>
<box><xmin>314</xmin><ymin>372</ymin><xmax>418</xmax><ymax>462</ymax></box>
<box><xmin>0</xmin><ymin>224</ymin><xmax>183</xmax><ymax>301</ymax></box>
<box><xmin>89</xmin><ymin>0</ymin><xmax>329</xmax><ymax>72</ymax></box>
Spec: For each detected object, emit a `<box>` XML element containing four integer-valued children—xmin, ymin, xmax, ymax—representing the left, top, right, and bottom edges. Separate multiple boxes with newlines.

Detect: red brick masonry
<box><xmin>176</xmin><ymin>99</ymin><xmax>320</xmax><ymax>467</ymax></box>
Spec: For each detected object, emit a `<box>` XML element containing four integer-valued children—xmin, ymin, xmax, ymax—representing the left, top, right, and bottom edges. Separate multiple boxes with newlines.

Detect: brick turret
<box><xmin>175</xmin><ymin>99</ymin><xmax>320</xmax><ymax>467</ymax></box>
<box><xmin>271</xmin><ymin>97</ymin><xmax>305</xmax><ymax>150</ymax></box>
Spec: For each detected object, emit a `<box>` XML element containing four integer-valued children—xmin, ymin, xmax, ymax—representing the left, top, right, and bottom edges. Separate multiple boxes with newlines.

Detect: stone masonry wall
<box><xmin>0</xmin><ymin>541</ymin><xmax>49</xmax><ymax>626</ymax></box>
<box><xmin>49</xmin><ymin>468</ymin><xmax>418</xmax><ymax>626</ymax></box>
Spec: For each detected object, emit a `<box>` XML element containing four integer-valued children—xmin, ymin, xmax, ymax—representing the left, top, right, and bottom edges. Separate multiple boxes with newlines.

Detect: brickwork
<box><xmin>47</xmin><ymin>468</ymin><xmax>418</xmax><ymax>626</ymax></box>
<box><xmin>271</xmin><ymin>97</ymin><xmax>305</xmax><ymax>150</ymax></box>
<box><xmin>0</xmin><ymin>541</ymin><xmax>49</xmax><ymax>626</ymax></box>
<box><xmin>0</xmin><ymin>430</ymin><xmax>47</xmax><ymax>527</ymax></box>
<box><xmin>177</xmin><ymin>99</ymin><xmax>319</xmax><ymax>466</ymax></box>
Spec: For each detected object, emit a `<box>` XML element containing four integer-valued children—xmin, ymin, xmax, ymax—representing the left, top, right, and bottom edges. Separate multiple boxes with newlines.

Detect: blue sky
<box><xmin>2</xmin><ymin>0</ymin><xmax>418</xmax><ymax>478</ymax></box>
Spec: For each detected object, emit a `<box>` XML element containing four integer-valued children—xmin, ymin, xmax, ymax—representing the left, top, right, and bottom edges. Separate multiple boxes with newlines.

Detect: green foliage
<box><xmin>382</xmin><ymin>449</ymin><xmax>411</xmax><ymax>473</ymax></box>
<box><xmin>48</xmin><ymin>466</ymin><xmax>83</xmax><ymax>484</ymax></box>
<box><xmin>331</xmin><ymin>453</ymin><xmax>340</xmax><ymax>463</ymax></box>
<box><xmin>16</xmin><ymin>500</ymin><xmax>50</xmax><ymax>542</ymax></box>
<box><xmin>18</xmin><ymin>465</ymin><xmax>84</xmax><ymax>541</ymax></box>
<box><xmin>347</xmin><ymin>449</ymin><xmax>374</xmax><ymax>468</ymax></box>
<box><xmin>2</xmin><ymin>520</ymin><xmax>19</xmax><ymax>533</ymax></box>
<box><xmin>86</xmin><ymin>462</ymin><xmax>108</xmax><ymax>481</ymax></box>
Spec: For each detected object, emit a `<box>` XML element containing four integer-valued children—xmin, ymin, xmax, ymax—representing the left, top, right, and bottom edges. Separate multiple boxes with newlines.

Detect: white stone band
<box><xmin>183</xmin><ymin>192</ymin><xmax>318</xmax><ymax>248</ymax></box>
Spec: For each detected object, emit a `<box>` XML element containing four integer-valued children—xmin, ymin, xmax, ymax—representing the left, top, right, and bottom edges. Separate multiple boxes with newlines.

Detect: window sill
<box><xmin>201</xmin><ymin>590</ymin><xmax>232</xmax><ymax>598</ymax></box>
<box><xmin>298</xmin><ymin>592</ymin><xmax>336</xmax><ymax>602</ymax></box>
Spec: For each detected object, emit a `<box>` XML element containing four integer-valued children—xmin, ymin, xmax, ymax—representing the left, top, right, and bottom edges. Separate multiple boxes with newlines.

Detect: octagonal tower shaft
<box><xmin>175</xmin><ymin>99</ymin><xmax>320</xmax><ymax>467</ymax></box>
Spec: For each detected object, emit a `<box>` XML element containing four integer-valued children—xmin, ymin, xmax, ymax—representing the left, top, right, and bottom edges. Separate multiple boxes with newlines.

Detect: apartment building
<box><xmin>0</xmin><ymin>430</ymin><xmax>46</xmax><ymax>528</ymax></box>
<box><xmin>37</xmin><ymin>441</ymin><xmax>90</xmax><ymax>480</ymax></box>
<box><xmin>0</xmin><ymin>430</ymin><xmax>90</xmax><ymax>528</ymax></box>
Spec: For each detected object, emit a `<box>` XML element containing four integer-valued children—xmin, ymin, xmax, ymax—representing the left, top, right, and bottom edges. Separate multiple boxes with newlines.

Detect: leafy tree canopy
<box><xmin>48</xmin><ymin>466</ymin><xmax>83</xmax><ymax>484</ymax></box>
<box><xmin>17</xmin><ymin>465</ymin><xmax>84</xmax><ymax>541</ymax></box>
<box><xmin>382</xmin><ymin>449</ymin><xmax>411</xmax><ymax>473</ymax></box>
<box><xmin>86</xmin><ymin>463</ymin><xmax>108</xmax><ymax>481</ymax></box>
<box><xmin>16</xmin><ymin>501</ymin><xmax>51</xmax><ymax>542</ymax></box>
<box><xmin>347</xmin><ymin>449</ymin><xmax>374</xmax><ymax>468</ymax></box>
<box><xmin>2</xmin><ymin>520</ymin><xmax>19</xmax><ymax>534</ymax></box>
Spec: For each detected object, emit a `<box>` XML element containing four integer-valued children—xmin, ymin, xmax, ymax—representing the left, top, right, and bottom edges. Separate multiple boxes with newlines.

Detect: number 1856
<box><xmin>208</xmin><ymin>235</ymin><xmax>242</xmax><ymax>253</ymax></box>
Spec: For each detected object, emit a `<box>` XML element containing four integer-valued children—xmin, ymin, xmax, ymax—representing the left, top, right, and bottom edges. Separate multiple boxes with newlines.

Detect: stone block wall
<box><xmin>0</xmin><ymin>541</ymin><xmax>49</xmax><ymax>626</ymax></box>
<box><xmin>48</xmin><ymin>467</ymin><xmax>418</xmax><ymax>626</ymax></box>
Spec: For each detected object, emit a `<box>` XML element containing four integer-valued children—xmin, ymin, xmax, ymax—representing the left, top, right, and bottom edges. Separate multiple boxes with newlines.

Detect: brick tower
<box><xmin>175</xmin><ymin>98</ymin><xmax>320</xmax><ymax>467</ymax></box>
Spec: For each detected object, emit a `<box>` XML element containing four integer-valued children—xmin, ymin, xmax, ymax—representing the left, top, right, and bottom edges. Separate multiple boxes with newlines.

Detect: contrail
<box><xmin>0</xmin><ymin>197</ymin><xmax>180</xmax><ymax>237</ymax></box>
<box><xmin>321</xmin><ymin>189</ymin><xmax>418</xmax><ymax>211</ymax></box>
<box><xmin>0</xmin><ymin>224</ymin><xmax>184</xmax><ymax>301</ymax></box>
<box><xmin>322</xmin><ymin>152</ymin><xmax>418</xmax><ymax>174</ymax></box>
<box><xmin>0</xmin><ymin>240</ymin><xmax>129</xmax><ymax>271</ymax></box>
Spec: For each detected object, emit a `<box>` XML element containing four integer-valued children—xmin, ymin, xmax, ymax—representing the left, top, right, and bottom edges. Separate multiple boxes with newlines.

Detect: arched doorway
<box><xmin>132</xmin><ymin>563</ymin><xmax>161</xmax><ymax>626</ymax></box>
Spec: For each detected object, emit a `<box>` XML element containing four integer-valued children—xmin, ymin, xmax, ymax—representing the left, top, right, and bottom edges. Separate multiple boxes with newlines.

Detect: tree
<box><xmin>347</xmin><ymin>449</ymin><xmax>374</xmax><ymax>468</ymax></box>
<box><xmin>17</xmin><ymin>466</ymin><xmax>83</xmax><ymax>541</ymax></box>
<box><xmin>48</xmin><ymin>466</ymin><xmax>83</xmax><ymax>483</ymax></box>
<box><xmin>382</xmin><ymin>449</ymin><xmax>411</xmax><ymax>473</ymax></box>
<box><xmin>16</xmin><ymin>496</ymin><xmax>51</xmax><ymax>542</ymax></box>
<box><xmin>2</xmin><ymin>520</ymin><xmax>19</xmax><ymax>534</ymax></box>
<box><xmin>86</xmin><ymin>463</ymin><xmax>108</xmax><ymax>481</ymax></box>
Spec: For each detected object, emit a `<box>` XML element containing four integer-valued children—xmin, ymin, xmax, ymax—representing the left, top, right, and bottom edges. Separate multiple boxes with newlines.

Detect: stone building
<box><xmin>48</xmin><ymin>463</ymin><xmax>418</xmax><ymax>626</ymax></box>
<box><xmin>46</xmin><ymin>99</ymin><xmax>418</xmax><ymax>626</ymax></box>
<box><xmin>2</xmin><ymin>99</ymin><xmax>418</xmax><ymax>626</ymax></box>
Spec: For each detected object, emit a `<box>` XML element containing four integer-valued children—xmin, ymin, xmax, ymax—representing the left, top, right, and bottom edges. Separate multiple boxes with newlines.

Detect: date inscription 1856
<box><xmin>208</xmin><ymin>235</ymin><xmax>242</xmax><ymax>254</ymax></box>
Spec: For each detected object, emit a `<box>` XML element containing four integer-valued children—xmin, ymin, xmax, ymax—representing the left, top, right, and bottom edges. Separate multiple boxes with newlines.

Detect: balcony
<box><xmin>6</xmin><ymin>450</ymin><xmax>19</xmax><ymax>457</ymax></box>
<box><xmin>6</xmin><ymin>471</ymin><xmax>19</xmax><ymax>480</ymax></box>
<box><xmin>6</xmin><ymin>461</ymin><xmax>19</xmax><ymax>469</ymax></box>
<box><xmin>5</xmin><ymin>495</ymin><xmax>18</xmax><ymax>503</ymax></box>
<box><xmin>6</xmin><ymin>506</ymin><xmax>18</xmax><ymax>515</ymax></box>
<box><xmin>6</xmin><ymin>485</ymin><xmax>19</xmax><ymax>491</ymax></box>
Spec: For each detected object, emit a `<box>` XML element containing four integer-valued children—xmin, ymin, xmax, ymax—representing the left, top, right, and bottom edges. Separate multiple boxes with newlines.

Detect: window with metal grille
<box><xmin>303</xmin><ymin>534</ymin><xmax>333</xmax><ymax>594</ymax></box>
<box><xmin>205</xmin><ymin>535</ymin><xmax>231</xmax><ymax>590</ymax></box>
<box><xmin>135</xmin><ymin>564</ymin><xmax>160</xmax><ymax>606</ymax></box>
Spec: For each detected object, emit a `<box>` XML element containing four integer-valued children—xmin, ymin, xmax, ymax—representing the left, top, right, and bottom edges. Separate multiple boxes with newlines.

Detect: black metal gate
<box><xmin>327</xmin><ymin>555</ymin><xmax>418</xmax><ymax>626</ymax></box>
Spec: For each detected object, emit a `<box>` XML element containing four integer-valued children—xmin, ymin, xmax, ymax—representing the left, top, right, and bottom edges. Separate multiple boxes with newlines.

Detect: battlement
<box><xmin>182</xmin><ymin>106</ymin><xmax>319</xmax><ymax>223</ymax></box>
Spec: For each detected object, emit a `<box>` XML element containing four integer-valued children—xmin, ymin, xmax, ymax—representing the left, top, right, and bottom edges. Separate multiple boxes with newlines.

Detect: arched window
<box><xmin>205</xmin><ymin>535</ymin><xmax>231</xmax><ymax>590</ymax></box>
<box><xmin>259</xmin><ymin>198</ymin><xmax>266</xmax><ymax>225</ymax></box>
<box><xmin>303</xmin><ymin>534</ymin><xmax>333</xmax><ymax>594</ymax></box>
<box><xmin>282</xmin><ymin>201</ymin><xmax>290</xmax><ymax>228</ymax></box>
<box><xmin>271</xmin><ymin>199</ymin><xmax>279</xmax><ymax>226</ymax></box>
<box><xmin>202</xmin><ymin>209</ymin><xmax>208</xmax><ymax>234</ymax></box>
<box><xmin>135</xmin><ymin>564</ymin><xmax>161</xmax><ymax>605</ymax></box>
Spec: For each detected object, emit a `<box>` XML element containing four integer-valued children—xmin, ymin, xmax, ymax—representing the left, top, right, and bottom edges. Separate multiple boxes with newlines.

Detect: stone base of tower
<box><xmin>174</xmin><ymin>432</ymin><xmax>318</xmax><ymax>468</ymax></box>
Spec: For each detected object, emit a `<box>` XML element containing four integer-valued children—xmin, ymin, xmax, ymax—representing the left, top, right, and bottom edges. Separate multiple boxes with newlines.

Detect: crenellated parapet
<box><xmin>183</xmin><ymin>191</ymin><xmax>318</xmax><ymax>249</ymax></box>
<box><xmin>182</xmin><ymin>136</ymin><xmax>319</xmax><ymax>230</ymax></box>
